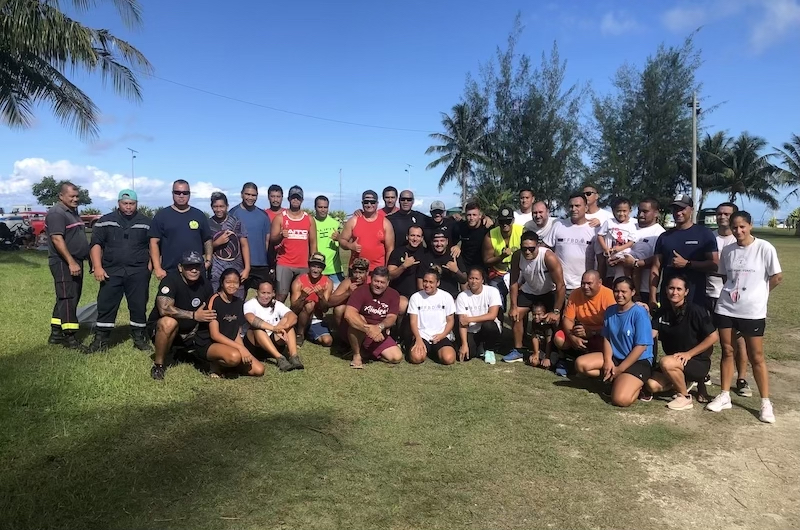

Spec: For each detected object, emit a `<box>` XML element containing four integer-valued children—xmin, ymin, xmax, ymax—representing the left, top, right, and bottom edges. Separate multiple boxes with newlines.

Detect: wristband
<box><xmin>192</xmin><ymin>310</ymin><xmax>196</xmax><ymax>321</ymax></box>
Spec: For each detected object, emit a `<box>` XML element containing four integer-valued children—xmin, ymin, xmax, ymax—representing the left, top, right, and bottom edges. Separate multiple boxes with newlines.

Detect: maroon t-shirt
<box><xmin>347</xmin><ymin>284</ymin><xmax>400</xmax><ymax>325</ymax></box>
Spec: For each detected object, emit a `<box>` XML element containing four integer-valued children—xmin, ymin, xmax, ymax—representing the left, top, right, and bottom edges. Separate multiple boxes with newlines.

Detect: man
<box><xmin>230</xmin><ymin>182</ymin><xmax>272</xmax><ymax>291</ymax></box>
<box><xmin>243</xmin><ymin>279</ymin><xmax>302</xmax><ymax>372</ymax></box>
<box><xmin>380</xmin><ymin>186</ymin><xmax>400</xmax><ymax>217</ymax></box>
<box><xmin>87</xmin><ymin>189</ymin><xmax>152</xmax><ymax>353</ymax></box>
<box><xmin>344</xmin><ymin>266</ymin><xmax>404</xmax><ymax>368</ymax></box>
<box><xmin>388</xmin><ymin>224</ymin><xmax>426</xmax><ymax>300</ymax></box>
<box><xmin>387</xmin><ymin>190</ymin><xmax>431</xmax><ymax>245</ymax></box>
<box><xmin>455</xmin><ymin>202</ymin><xmax>491</xmax><ymax>271</ymax></box>
<box><xmin>264</xmin><ymin>184</ymin><xmax>285</xmax><ymax>277</ymax></box>
<box><xmin>543</xmin><ymin>193</ymin><xmax>596</xmax><ymax>298</ymax></box>
<box><xmin>147</xmin><ymin>251</ymin><xmax>215</xmax><ymax>381</ymax></box>
<box><xmin>45</xmin><ymin>182</ymin><xmax>90</xmax><ymax>350</ymax></box>
<box><xmin>418</xmin><ymin>231</ymin><xmax>467</xmax><ymax>299</ymax></box>
<box><xmin>553</xmin><ymin>270</ymin><xmax>615</xmax><ymax>376</ymax></box>
<box><xmin>610</xmin><ymin>198</ymin><xmax>664</xmax><ymax>298</ymax></box>
<box><xmin>313</xmin><ymin>195</ymin><xmax>345</xmax><ymax>287</ymax></box>
<box><xmin>582</xmin><ymin>185</ymin><xmax>613</xmax><ymax>279</ymax></box>
<box><xmin>649</xmin><ymin>194</ymin><xmax>718</xmax><ymax>308</ymax></box>
<box><xmin>270</xmin><ymin>185</ymin><xmax>317</xmax><ymax>302</ymax></box>
<box><xmin>339</xmin><ymin>190</ymin><xmax>394</xmax><ymax>272</ymax></box>
<box><xmin>506</xmin><ymin>231</ymin><xmax>566</xmax><ymax>362</ymax></box>
<box><xmin>482</xmin><ymin>206</ymin><xmax>522</xmax><ymax>312</ymax></box>
<box><xmin>513</xmin><ymin>188</ymin><xmax>535</xmax><ymax>226</ymax></box>
<box><xmin>330</xmin><ymin>257</ymin><xmax>370</xmax><ymax>327</ymax></box>
<box><xmin>149</xmin><ymin>179</ymin><xmax>212</xmax><ymax>279</ymax></box>
<box><xmin>424</xmin><ymin>200</ymin><xmax>459</xmax><ymax>248</ymax></box>
<box><xmin>706</xmin><ymin>202</ymin><xmax>750</xmax><ymax>396</ymax></box>
<box><xmin>523</xmin><ymin>201</ymin><xmax>556</xmax><ymax>247</ymax></box>
<box><xmin>290</xmin><ymin>252</ymin><xmax>334</xmax><ymax>347</ymax></box>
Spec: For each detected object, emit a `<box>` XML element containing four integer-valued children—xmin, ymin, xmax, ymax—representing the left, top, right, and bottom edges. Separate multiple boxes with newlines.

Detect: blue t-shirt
<box><xmin>149</xmin><ymin>206</ymin><xmax>211</xmax><ymax>272</ymax></box>
<box><xmin>602</xmin><ymin>304</ymin><xmax>654</xmax><ymax>362</ymax></box>
<box><xmin>654</xmin><ymin>224</ymin><xmax>717</xmax><ymax>305</ymax></box>
<box><xmin>229</xmin><ymin>203</ymin><xmax>271</xmax><ymax>267</ymax></box>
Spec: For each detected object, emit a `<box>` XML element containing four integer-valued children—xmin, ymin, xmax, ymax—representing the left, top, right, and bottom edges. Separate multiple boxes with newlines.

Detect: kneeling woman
<box><xmin>408</xmin><ymin>268</ymin><xmax>457</xmax><ymax>365</ymax></box>
<box><xmin>645</xmin><ymin>276</ymin><xmax>718</xmax><ymax>410</ymax></box>
<box><xmin>575</xmin><ymin>277</ymin><xmax>653</xmax><ymax>407</ymax></box>
<box><xmin>196</xmin><ymin>268</ymin><xmax>265</xmax><ymax>377</ymax></box>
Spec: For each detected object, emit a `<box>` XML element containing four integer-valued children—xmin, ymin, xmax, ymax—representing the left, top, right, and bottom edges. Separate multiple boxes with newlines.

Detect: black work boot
<box><xmin>48</xmin><ymin>326</ymin><xmax>66</xmax><ymax>345</ymax></box>
<box><xmin>131</xmin><ymin>328</ymin><xmax>153</xmax><ymax>352</ymax></box>
<box><xmin>87</xmin><ymin>329</ymin><xmax>111</xmax><ymax>353</ymax></box>
<box><xmin>63</xmin><ymin>333</ymin><xmax>88</xmax><ymax>353</ymax></box>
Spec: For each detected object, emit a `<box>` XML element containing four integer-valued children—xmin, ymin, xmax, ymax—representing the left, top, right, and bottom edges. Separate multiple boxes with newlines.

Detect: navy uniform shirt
<box><xmin>149</xmin><ymin>206</ymin><xmax>211</xmax><ymax>272</ymax></box>
<box><xmin>90</xmin><ymin>209</ymin><xmax>151</xmax><ymax>276</ymax></box>
<box><xmin>654</xmin><ymin>224</ymin><xmax>717</xmax><ymax>305</ymax></box>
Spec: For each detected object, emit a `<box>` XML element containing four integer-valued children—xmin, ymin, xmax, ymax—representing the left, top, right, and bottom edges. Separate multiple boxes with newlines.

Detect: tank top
<box><xmin>277</xmin><ymin>211</ymin><xmax>311</xmax><ymax>268</ymax></box>
<box><xmin>350</xmin><ymin>215</ymin><xmax>386</xmax><ymax>271</ymax></box>
<box><xmin>520</xmin><ymin>247</ymin><xmax>556</xmax><ymax>295</ymax></box>
<box><xmin>297</xmin><ymin>273</ymin><xmax>330</xmax><ymax>306</ymax></box>
<box><xmin>488</xmin><ymin>225</ymin><xmax>523</xmax><ymax>277</ymax></box>
<box><xmin>315</xmin><ymin>216</ymin><xmax>343</xmax><ymax>275</ymax></box>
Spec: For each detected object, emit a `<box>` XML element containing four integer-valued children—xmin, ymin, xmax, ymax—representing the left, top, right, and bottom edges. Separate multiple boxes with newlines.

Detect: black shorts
<box><xmin>714</xmin><ymin>313</ymin><xmax>765</xmax><ymax>337</ymax></box>
<box><xmin>246</xmin><ymin>266</ymin><xmax>273</xmax><ymax>291</ymax></box>
<box><xmin>613</xmin><ymin>357</ymin><xmax>652</xmax><ymax>381</ymax></box>
<box><xmin>423</xmin><ymin>337</ymin><xmax>455</xmax><ymax>359</ymax></box>
<box><xmin>243</xmin><ymin>330</ymin><xmax>286</xmax><ymax>360</ymax></box>
<box><xmin>517</xmin><ymin>290</ymin><xmax>556</xmax><ymax>311</ymax></box>
<box><xmin>147</xmin><ymin>320</ymin><xmax>203</xmax><ymax>359</ymax></box>
<box><xmin>656</xmin><ymin>356</ymin><xmax>710</xmax><ymax>383</ymax></box>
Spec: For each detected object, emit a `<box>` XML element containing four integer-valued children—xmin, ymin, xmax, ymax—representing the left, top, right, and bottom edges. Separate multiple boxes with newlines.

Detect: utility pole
<box><xmin>688</xmin><ymin>93</ymin><xmax>700</xmax><ymax>223</ymax></box>
<box><xmin>127</xmin><ymin>147</ymin><xmax>138</xmax><ymax>190</ymax></box>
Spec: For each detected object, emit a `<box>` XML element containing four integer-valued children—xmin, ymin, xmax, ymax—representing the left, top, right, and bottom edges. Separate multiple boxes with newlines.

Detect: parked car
<box><xmin>697</xmin><ymin>208</ymin><xmax>718</xmax><ymax>229</ymax></box>
<box><xmin>17</xmin><ymin>211</ymin><xmax>48</xmax><ymax>236</ymax></box>
<box><xmin>80</xmin><ymin>214</ymin><xmax>102</xmax><ymax>229</ymax></box>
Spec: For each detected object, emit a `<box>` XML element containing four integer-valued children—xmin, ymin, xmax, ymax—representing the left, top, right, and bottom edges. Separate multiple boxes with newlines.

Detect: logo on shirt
<box><xmin>191</xmin><ymin>297</ymin><xmax>202</xmax><ymax>307</ymax></box>
<box><xmin>161</xmin><ymin>286</ymin><xmax>170</xmax><ymax>294</ymax></box>
<box><xmin>285</xmin><ymin>229</ymin><xmax>309</xmax><ymax>240</ymax></box>
<box><xmin>189</xmin><ymin>220</ymin><xmax>199</xmax><ymax>230</ymax></box>
<box><xmin>223</xmin><ymin>314</ymin><xmax>238</xmax><ymax>322</ymax></box>
<box><xmin>685</xmin><ymin>240</ymin><xmax>698</xmax><ymax>245</ymax></box>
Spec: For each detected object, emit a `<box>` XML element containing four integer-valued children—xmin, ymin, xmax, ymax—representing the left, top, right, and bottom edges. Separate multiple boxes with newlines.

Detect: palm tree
<box><xmin>774</xmin><ymin>133</ymin><xmax>800</xmax><ymax>200</ymax></box>
<box><xmin>0</xmin><ymin>0</ymin><xmax>153</xmax><ymax>140</ymax></box>
<box><xmin>705</xmin><ymin>132</ymin><xmax>781</xmax><ymax>210</ymax></box>
<box><xmin>425</xmin><ymin>102</ymin><xmax>490</xmax><ymax>208</ymax></box>
<box><xmin>696</xmin><ymin>131</ymin><xmax>732</xmax><ymax>211</ymax></box>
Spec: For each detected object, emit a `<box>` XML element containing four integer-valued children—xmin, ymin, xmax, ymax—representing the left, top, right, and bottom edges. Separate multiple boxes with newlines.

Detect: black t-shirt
<box><xmin>653</xmin><ymin>224</ymin><xmax>717</xmax><ymax>305</ymax></box>
<box><xmin>45</xmin><ymin>202</ymin><xmax>89</xmax><ymax>265</ymax></box>
<box><xmin>195</xmin><ymin>293</ymin><xmax>244</xmax><ymax>347</ymax></box>
<box><xmin>388</xmin><ymin>244</ymin><xmax>426</xmax><ymax>298</ymax></box>
<box><xmin>457</xmin><ymin>221</ymin><xmax>489</xmax><ymax>270</ymax></box>
<box><xmin>148</xmin><ymin>273</ymin><xmax>214</xmax><ymax>333</ymax></box>
<box><xmin>424</xmin><ymin>217</ymin><xmax>459</xmax><ymax>248</ymax></box>
<box><xmin>417</xmin><ymin>251</ymin><xmax>466</xmax><ymax>299</ymax></box>
<box><xmin>652</xmin><ymin>302</ymin><xmax>716</xmax><ymax>360</ymax></box>
<box><xmin>149</xmin><ymin>206</ymin><xmax>212</xmax><ymax>272</ymax></box>
<box><xmin>388</xmin><ymin>210</ymin><xmax>431</xmax><ymax>245</ymax></box>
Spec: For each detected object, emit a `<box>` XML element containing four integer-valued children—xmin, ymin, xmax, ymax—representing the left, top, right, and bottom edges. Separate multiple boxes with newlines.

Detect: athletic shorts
<box><xmin>246</xmin><ymin>266</ymin><xmax>273</xmax><ymax>291</ymax></box>
<box><xmin>422</xmin><ymin>337</ymin><xmax>455</xmax><ymax>360</ymax></box>
<box><xmin>362</xmin><ymin>335</ymin><xmax>398</xmax><ymax>360</ymax></box>
<box><xmin>307</xmin><ymin>320</ymin><xmax>331</xmax><ymax>341</ymax></box>
<box><xmin>613</xmin><ymin>357</ymin><xmax>652</xmax><ymax>381</ymax></box>
<box><xmin>517</xmin><ymin>290</ymin><xmax>556</xmax><ymax>311</ymax></box>
<box><xmin>655</xmin><ymin>355</ymin><xmax>711</xmax><ymax>383</ymax></box>
<box><xmin>275</xmin><ymin>265</ymin><xmax>308</xmax><ymax>295</ymax></box>
<box><xmin>713</xmin><ymin>314</ymin><xmax>765</xmax><ymax>337</ymax></box>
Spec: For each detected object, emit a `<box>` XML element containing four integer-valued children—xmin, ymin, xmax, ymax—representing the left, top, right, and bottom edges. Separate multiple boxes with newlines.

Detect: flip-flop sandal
<box><xmin>349</xmin><ymin>362</ymin><xmax>364</xmax><ymax>369</ymax></box>
<box><xmin>209</xmin><ymin>372</ymin><xmax>222</xmax><ymax>379</ymax></box>
<box><xmin>696</xmin><ymin>392</ymin><xmax>711</xmax><ymax>404</ymax></box>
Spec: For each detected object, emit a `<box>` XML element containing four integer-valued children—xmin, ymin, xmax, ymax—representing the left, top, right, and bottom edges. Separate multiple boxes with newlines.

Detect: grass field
<box><xmin>0</xmin><ymin>230</ymin><xmax>798</xmax><ymax>530</ymax></box>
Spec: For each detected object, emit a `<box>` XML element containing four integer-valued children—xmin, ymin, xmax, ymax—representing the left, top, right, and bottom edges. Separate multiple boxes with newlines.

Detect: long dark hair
<box><xmin>666</xmin><ymin>275</ymin><xmax>690</xmax><ymax>322</ymax></box>
<box><xmin>218</xmin><ymin>268</ymin><xmax>241</xmax><ymax>294</ymax></box>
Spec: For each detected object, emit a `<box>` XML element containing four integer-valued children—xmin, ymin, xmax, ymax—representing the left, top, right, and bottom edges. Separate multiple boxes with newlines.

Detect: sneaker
<box><xmin>759</xmin><ymin>401</ymin><xmax>776</xmax><ymax>424</ymax></box>
<box><xmin>484</xmin><ymin>351</ymin><xmax>496</xmax><ymax>365</ymax></box>
<box><xmin>639</xmin><ymin>390</ymin><xmax>653</xmax><ymax>402</ymax></box>
<box><xmin>667</xmin><ymin>394</ymin><xmax>693</xmax><ymax>411</ymax></box>
<box><xmin>736</xmin><ymin>379</ymin><xmax>753</xmax><ymax>398</ymax></box>
<box><xmin>685</xmin><ymin>381</ymin><xmax>698</xmax><ymax>394</ymax></box>
<box><xmin>150</xmin><ymin>363</ymin><xmax>165</xmax><ymax>381</ymax></box>
<box><xmin>554</xmin><ymin>360</ymin><xmax>568</xmax><ymax>377</ymax></box>
<box><xmin>288</xmin><ymin>354</ymin><xmax>304</xmax><ymax>370</ymax></box>
<box><xmin>276</xmin><ymin>356</ymin><xmax>293</xmax><ymax>372</ymax></box>
<box><xmin>502</xmin><ymin>349</ymin><xmax>524</xmax><ymax>363</ymax></box>
<box><xmin>705</xmin><ymin>392</ymin><xmax>732</xmax><ymax>412</ymax></box>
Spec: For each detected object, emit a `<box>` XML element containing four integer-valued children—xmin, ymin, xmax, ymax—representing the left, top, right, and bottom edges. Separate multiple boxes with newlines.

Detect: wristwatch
<box><xmin>553</xmin><ymin>308</ymin><xmax>561</xmax><ymax>315</ymax></box>
<box><xmin>377</xmin><ymin>323</ymin><xmax>385</xmax><ymax>332</ymax></box>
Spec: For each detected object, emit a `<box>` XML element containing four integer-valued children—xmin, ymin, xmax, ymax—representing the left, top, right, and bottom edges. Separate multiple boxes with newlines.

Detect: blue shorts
<box><xmin>327</xmin><ymin>272</ymin><xmax>345</xmax><ymax>288</ymax></box>
<box><xmin>307</xmin><ymin>320</ymin><xmax>331</xmax><ymax>341</ymax></box>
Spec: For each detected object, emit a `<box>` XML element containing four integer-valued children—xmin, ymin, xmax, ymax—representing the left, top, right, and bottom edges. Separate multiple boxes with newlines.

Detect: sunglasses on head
<box><xmin>399</xmin><ymin>197</ymin><xmax>414</xmax><ymax>202</ymax></box>
<box><xmin>362</xmin><ymin>200</ymin><xmax>377</xmax><ymax>205</ymax></box>
<box><xmin>172</xmin><ymin>190</ymin><xmax>190</xmax><ymax>196</ymax></box>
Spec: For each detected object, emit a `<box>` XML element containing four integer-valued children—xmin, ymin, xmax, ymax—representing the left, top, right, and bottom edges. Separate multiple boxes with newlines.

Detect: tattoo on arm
<box><xmin>156</xmin><ymin>296</ymin><xmax>195</xmax><ymax>320</ymax></box>
<box><xmin>204</xmin><ymin>240</ymin><xmax>213</xmax><ymax>260</ymax></box>
<box><xmin>251</xmin><ymin>316</ymin><xmax>266</xmax><ymax>330</ymax></box>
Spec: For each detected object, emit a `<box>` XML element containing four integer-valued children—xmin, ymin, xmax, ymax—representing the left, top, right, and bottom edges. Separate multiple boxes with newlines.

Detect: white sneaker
<box><xmin>484</xmin><ymin>351</ymin><xmax>496</xmax><ymax>365</ymax></box>
<box><xmin>706</xmin><ymin>392</ymin><xmax>732</xmax><ymax>412</ymax></box>
<box><xmin>760</xmin><ymin>401</ymin><xmax>776</xmax><ymax>424</ymax></box>
<box><xmin>685</xmin><ymin>381</ymin><xmax>698</xmax><ymax>394</ymax></box>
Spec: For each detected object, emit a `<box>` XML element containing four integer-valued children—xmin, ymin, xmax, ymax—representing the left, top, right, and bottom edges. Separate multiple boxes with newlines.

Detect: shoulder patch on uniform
<box><xmin>161</xmin><ymin>286</ymin><xmax>170</xmax><ymax>294</ymax></box>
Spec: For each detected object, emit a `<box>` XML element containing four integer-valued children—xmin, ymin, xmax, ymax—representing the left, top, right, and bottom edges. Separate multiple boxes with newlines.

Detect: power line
<box><xmin>141</xmin><ymin>71</ymin><xmax>436</xmax><ymax>134</ymax></box>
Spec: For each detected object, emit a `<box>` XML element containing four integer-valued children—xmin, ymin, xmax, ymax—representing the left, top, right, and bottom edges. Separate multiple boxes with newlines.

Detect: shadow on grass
<box><xmin>0</xmin><ymin>251</ymin><xmax>43</xmax><ymax>267</ymax></box>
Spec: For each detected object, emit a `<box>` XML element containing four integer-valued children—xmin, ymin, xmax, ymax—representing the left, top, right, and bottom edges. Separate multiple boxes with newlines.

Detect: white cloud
<box><xmin>750</xmin><ymin>0</ymin><xmax>800</xmax><ymax>52</ymax></box>
<box><xmin>662</xmin><ymin>5</ymin><xmax>711</xmax><ymax>32</ymax></box>
<box><xmin>600</xmin><ymin>11</ymin><xmax>642</xmax><ymax>36</ymax></box>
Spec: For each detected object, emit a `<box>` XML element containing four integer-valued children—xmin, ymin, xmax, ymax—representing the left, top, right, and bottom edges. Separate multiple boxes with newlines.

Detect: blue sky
<box><xmin>1</xmin><ymin>0</ymin><xmax>799</xmax><ymax>222</ymax></box>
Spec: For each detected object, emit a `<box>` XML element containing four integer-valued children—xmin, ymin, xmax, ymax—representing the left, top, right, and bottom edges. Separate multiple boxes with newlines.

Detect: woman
<box><xmin>707</xmin><ymin>211</ymin><xmax>783</xmax><ymax>423</ymax></box>
<box><xmin>645</xmin><ymin>276</ymin><xmax>718</xmax><ymax>410</ymax></box>
<box><xmin>195</xmin><ymin>268</ymin><xmax>265</xmax><ymax>378</ymax></box>
<box><xmin>407</xmin><ymin>268</ymin><xmax>457</xmax><ymax>365</ymax></box>
<box><xmin>574</xmin><ymin>276</ymin><xmax>653</xmax><ymax>407</ymax></box>
<box><xmin>455</xmin><ymin>267</ymin><xmax>503</xmax><ymax>364</ymax></box>
<box><xmin>209</xmin><ymin>192</ymin><xmax>250</xmax><ymax>298</ymax></box>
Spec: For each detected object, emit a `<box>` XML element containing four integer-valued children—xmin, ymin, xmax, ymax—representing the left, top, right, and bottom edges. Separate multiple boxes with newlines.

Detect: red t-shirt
<box><xmin>347</xmin><ymin>284</ymin><xmax>400</xmax><ymax>325</ymax></box>
<box><xmin>350</xmin><ymin>215</ymin><xmax>387</xmax><ymax>272</ymax></box>
<box><xmin>297</xmin><ymin>273</ymin><xmax>329</xmax><ymax>305</ymax></box>
<box><xmin>276</xmin><ymin>211</ymin><xmax>311</xmax><ymax>268</ymax></box>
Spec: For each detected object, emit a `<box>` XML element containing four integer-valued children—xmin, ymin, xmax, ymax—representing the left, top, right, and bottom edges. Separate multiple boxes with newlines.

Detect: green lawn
<box><xmin>0</xmin><ymin>231</ymin><xmax>797</xmax><ymax>530</ymax></box>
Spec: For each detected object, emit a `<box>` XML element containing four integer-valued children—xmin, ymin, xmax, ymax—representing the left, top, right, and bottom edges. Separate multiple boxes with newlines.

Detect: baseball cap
<box><xmin>351</xmin><ymin>257</ymin><xmax>369</xmax><ymax>270</ymax></box>
<box><xmin>498</xmin><ymin>206</ymin><xmax>514</xmax><ymax>223</ymax></box>
<box><xmin>671</xmin><ymin>194</ymin><xmax>694</xmax><ymax>209</ymax></box>
<box><xmin>430</xmin><ymin>200</ymin><xmax>446</xmax><ymax>213</ymax></box>
<box><xmin>309</xmin><ymin>252</ymin><xmax>326</xmax><ymax>267</ymax></box>
<box><xmin>180</xmin><ymin>250</ymin><xmax>204</xmax><ymax>265</ymax></box>
<box><xmin>288</xmin><ymin>185</ymin><xmax>304</xmax><ymax>200</ymax></box>
<box><xmin>362</xmin><ymin>190</ymin><xmax>378</xmax><ymax>201</ymax></box>
<box><xmin>432</xmin><ymin>230</ymin><xmax>448</xmax><ymax>240</ymax></box>
<box><xmin>118</xmin><ymin>189</ymin><xmax>137</xmax><ymax>201</ymax></box>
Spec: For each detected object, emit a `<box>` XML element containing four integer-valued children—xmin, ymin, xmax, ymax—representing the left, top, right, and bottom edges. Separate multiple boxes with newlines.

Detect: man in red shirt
<box><xmin>290</xmin><ymin>252</ymin><xmax>333</xmax><ymax>347</ymax></box>
<box><xmin>339</xmin><ymin>189</ymin><xmax>395</xmax><ymax>272</ymax></box>
<box><xmin>270</xmin><ymin>185</ymin><xmax>317</xmax><ymax>302</ymax></box>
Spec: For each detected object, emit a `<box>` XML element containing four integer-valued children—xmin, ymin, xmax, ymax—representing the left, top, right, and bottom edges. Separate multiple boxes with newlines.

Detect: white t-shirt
<box><xmin>243</xmin><ymin>298</ymin><xmax>292</xmax><ymax>336</ymax></box>
<box><xmin>715</xmin><ymin>238</ymin><xmax>782</xmax><ymax>320</ymax></box>
<box><xmin>513</xmin><ymin>209</ymin><xmax>533</xmax><ymax>226</ymax></box>
<box><xmin>455</xmin><ymin>285</ymin><xmax>502</xmax><ymax>333</ymax></box>
<box><xmin>706</xmin><ymin>231</ymin><xmax>736</xmax><ymax>299</ymax></box>
<box><xmin>629</xmin><ymin>222</ymin><xmax>665</xmax><ymax>293</ymax></box>
<box><xmin>544</xmin><ymin>219</ymin><xmax>596</xmax><ymax>290</ymax></box>
<box><xmin>408</xmin><ymin>289</ymin><xmax>456</xmax><ymax>341</ymax></box>
<box><xmin>598</xmin><ymin>217</ymin><xmax>638</xmax><ymax>255</ymax></box>
<box><xmin>523</xmin><ymin>217</ymin><xmax>557</xmax><ymax>246</ymax></box>
<box><xmin>586</xmin><ymin>208</ymin><xmax>613</xmax><ymax>254</ymax></box>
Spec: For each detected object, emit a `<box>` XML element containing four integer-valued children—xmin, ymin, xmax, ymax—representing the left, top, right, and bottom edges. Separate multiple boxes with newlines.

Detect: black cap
<box><xmin>671</xmin><ymin>194</ymin><xmax>693</xmax><ymax>209</ymax></box>
<box><xmin>498</xmin><ymin>206</ymin><xmax>514</xmax><ymax>223</ymax></box>
<box><xmin>362</xmin><ymin>190</ymin><xmax>378</xmax><ymax>201</ymax></box>
<box><xmin>288</xmin><ymin>185</ymin><xmax>304</xmax><ymax>200</ymax></box>
<box><xmin>180</xmin><ymin>250</ymin><xmax>204</xmax><ymax>265</ymax></box>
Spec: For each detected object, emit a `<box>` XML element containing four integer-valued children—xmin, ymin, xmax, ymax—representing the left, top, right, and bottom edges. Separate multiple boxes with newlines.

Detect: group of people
<box><xmin>44</xmin><ymin>180</ymin><xmax>783</xmax><ymax>423</ymax></box>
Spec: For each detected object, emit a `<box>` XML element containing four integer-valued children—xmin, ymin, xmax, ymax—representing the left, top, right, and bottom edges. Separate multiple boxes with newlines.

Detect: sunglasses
<box><xmin>522</xmin><ymin>246</ymin><xmax>536</xmax><ymax>252</ymax></box>
<box><xmin>431</xmin><ymin>210</ymin><xmax>444</xmax><ymax>215</ymax></box>
<box><xmin>172</xmin><ymin>190</ymin><xmax>190</xmax><ymax>196</ymax></box>
<box><xmin>399</xmin><ymin>197</ymin><xmax>414</xmax><ymax>202</ymax></box>
<box><xmin>499</xmin><ymin>219</ymin><xmax>512</xmax><ymax>225</ymax></box>
<box><xmin>182</xmin><ymin>263</ymin><xmax>203</xmax><ymax>270</ymax></box>
<box><xmin>362</xmin><ymin>200</ymin><xmax>377</xmax><ymax>205</ymax></box>
<box><xmin>583</xmin><ymin>191</ymin><xmax>596</xmax><ymax>197</ymax></box>
<box><xmin>289</xmin><ymin>194</ymin><xmax>302</xmax><ymax>200</ymax></box>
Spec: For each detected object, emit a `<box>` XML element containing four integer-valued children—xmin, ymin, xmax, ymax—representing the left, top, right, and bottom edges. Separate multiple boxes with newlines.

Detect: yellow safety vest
<box><xmin>489</xmin><ymin>224</ymin><xmax>522</xmax><ymax>276</ymax></box>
